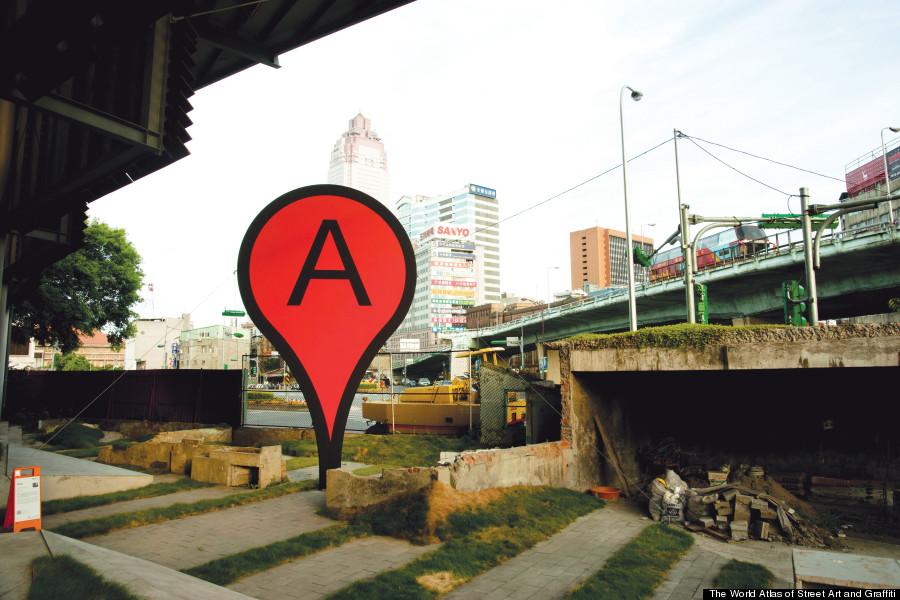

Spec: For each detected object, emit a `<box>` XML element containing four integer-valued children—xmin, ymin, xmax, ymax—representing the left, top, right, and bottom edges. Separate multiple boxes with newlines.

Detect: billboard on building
<box><xmin>845</xmin><ymin>145</ymin><xmax>900</xmax><ymax>196</ymax></box>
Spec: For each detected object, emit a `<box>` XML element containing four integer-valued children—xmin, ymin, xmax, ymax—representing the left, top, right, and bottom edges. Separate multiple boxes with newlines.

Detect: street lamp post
<box><xmin>881</xmin><ymin>126</ymin><xmax>900</xmax><ymax>224</ymax></box>
<box><xmin>546</xmin><ymin>266</ymin><xmax>559</xmax><ymax>302</ymax></box>
<box><xmin>619</xmin><ymin>85</ymin><xmax>643</xmax><ymax>331</ymax></box>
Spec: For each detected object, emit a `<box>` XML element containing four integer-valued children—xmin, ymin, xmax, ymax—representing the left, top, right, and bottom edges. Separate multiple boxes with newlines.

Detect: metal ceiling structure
<box><xmin>0</xmin><ymin>0</ymin><xmax>414</xmax><ymax>405</ymax></box>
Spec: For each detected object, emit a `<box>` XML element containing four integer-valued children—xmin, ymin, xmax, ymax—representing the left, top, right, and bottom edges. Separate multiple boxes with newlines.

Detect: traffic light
<box><xmin>782</xmin><ymin>280</ymin><xmax>808</xmax><ymax>326</ymax></box>
<box><xmin>250</xmin><ymin>359</ymin><xmax>257</xmax><ymax>377</ymax></box>
<box><xmin>632</xmin><ymin>245</ymin><xmax>652</xmax><ymax>268</ymax></box>
<box><xmin>694</xmin><ymin>283</ymin><xmax>709</xmax><ymax>324</ymax></box>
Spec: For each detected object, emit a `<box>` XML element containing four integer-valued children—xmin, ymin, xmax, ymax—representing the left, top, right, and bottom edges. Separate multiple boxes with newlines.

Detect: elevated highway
<box><xmin>456</xmin><ymin>225</ymin><xmax>900</xmax><ymax>349</ymax></box>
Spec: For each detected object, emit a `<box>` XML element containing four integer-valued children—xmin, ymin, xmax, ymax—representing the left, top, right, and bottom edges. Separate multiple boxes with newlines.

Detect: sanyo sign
<box><xmin>420</xmin><ymin>224</ymin><xmax>473</xmax><ymax>241</ymax></box>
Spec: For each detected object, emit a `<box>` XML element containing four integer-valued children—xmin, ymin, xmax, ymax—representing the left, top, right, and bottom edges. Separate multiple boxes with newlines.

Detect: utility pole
<box><xmin>519</xmin><ymin>326</ymin><xmax>525</xmax><ymax>371</ymax></box>
<box><xmin>799</xmin><ymin>187</ymin><xmax>819</xmax><ymax>325</ymax></box>
<box><xmin>679</xmin><ymin>203</ymin><xmax>696</xmax><ymax>323</ymax></box>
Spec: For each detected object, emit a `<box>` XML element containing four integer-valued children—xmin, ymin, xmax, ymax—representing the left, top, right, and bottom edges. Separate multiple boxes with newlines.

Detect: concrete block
<box><xmin>733</xmin><ymin>503</ymin><xmax>751</xmax><ymax>523</ymax></box>
<box><xmin>751</xmin><ymin>498</ymin><xmax>769</xmax><ymax>511</ymax></box>
<box><xmin>715</xmin><ymin>515</ymin><xmax>729</xmax><ymax>530</ymax></box>
<box><xmin>735</xmin><ymin>493</ymin><xmax>753</xmax><ymax>506</ymax></box>
<box><xmin>715</xmin><ymin>501</ymin><xmax>733</xmax><ymax>516</ymax></box>
<box><xmin>325</xmin><ymin>467</ymin><xmax>435</xmax><ymax>516</ymax></box>
<box><xmin>759</xmin><ymin>507</ymin><xmax>778</xmax><ymax>521</ymax></box>
<box><xmin>191</xmin><ymin>456</ymin><xmax>230</xmax><ymax>485</ymax></box>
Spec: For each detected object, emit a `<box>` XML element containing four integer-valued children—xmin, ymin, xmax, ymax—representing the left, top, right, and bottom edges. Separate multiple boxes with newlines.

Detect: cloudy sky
<box><xmin>88</xmin><ymin>0</ymin><xmax>900</xmax><ymax>327</ymax></box>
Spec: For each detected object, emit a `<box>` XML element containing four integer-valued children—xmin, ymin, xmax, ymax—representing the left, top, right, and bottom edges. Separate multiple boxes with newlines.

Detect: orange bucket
<box><xmin>590</xmin><ymin>486</ymin><xmax>621</xmax><ymax>501</ymax></box>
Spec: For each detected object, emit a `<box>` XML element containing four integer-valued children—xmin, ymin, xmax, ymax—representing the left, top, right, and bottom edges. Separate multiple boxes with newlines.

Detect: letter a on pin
<box><xmin>238</xmin><ymin>185</ymin><xmax>416</xmax><ymax>488</ymax></box>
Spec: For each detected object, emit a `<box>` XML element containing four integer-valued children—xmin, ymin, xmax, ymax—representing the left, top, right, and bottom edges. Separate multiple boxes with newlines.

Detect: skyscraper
<box><xmin>327</xmin><ymin>113</ymin><xmax>389</xmax><ymax>205</ymax></box>
<box><xmin>396</xmin><ymin>184</ymin><xmax>500</xmax><ymax>305</ymax></box>
<box><xmin>569</xmin><ymin>226</ymin><xmax>653</xmax><ymax>290</ymax></box>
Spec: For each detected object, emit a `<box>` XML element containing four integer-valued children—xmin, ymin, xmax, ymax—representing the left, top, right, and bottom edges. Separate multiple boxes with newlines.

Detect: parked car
<box><xmin>417</xmin><ymin>377</ymin><xmax>431</xmax><ymax>386</ymax></box>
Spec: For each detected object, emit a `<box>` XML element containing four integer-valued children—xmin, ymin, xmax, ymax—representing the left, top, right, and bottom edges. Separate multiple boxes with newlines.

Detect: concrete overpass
<box><xmin>455</xmin><ymin>225</ymin><xmax>900</xmax><ymax>350</ymax></box>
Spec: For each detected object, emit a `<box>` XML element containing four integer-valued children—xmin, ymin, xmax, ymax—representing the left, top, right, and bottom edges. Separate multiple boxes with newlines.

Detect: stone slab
<box><xmin>6</xmin><ymin>444</ymin><xmax>154</xmax><ymax>501</ymax></box>
<box><xmin>43</xmin><ymin>531</ymin><xmax>255</xmax><ymax>600</ymax></box>
<box><xmin>229</xmin><ymin>536</ymin><xmax>438</xmax><ymax>599</ymax></box>
<box><xmin>793</xmin><ymin>549</ymin><xmax>900</xmax><ymax>589</ymax></box>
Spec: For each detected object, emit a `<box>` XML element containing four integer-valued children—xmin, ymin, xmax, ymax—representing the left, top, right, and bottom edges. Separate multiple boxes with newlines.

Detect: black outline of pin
<box><xmin>237</xmin><ymin>185</ymin><xmax>416</xmax><ymax>489</ymax></box>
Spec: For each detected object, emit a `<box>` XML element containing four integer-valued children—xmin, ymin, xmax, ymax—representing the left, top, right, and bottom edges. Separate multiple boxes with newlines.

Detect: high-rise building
<box><xmin>396</xmin><ymin>183</ymin><xmax>500</xmax><ymax>305</ymax></box>
<box><xmin>398</xmin><ymin>225</ymin><xmax>477</xmax><ymax>348</ymax></box>
<box><xmin>569</xmin><ymin>226</ymin><xmax>653</xmax><ymax>290</ymax></box>
<box><xmin>327</xmin><ymin>113</ymin><xmax>389</xmax><ymax>205</ymax></box>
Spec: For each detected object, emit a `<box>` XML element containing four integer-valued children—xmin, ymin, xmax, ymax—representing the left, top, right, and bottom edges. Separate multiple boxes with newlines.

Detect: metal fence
<box><xmin>241</xmin><ymin>354</ymin><xmax>380</xmax><ymax>431</ymax></box>
<box><xmin>4</xmin><ymin>369</ymin><xmax>242</xmax><ymax>426</ymax></box>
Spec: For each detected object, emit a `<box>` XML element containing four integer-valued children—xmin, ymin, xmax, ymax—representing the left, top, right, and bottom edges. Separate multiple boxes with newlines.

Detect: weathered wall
<box><xmin>569</xmin><ymin>336</ymin><xmax>899</xmax><ymax>372</ymax></box>
<box><xmin>442</xmin><ymin>441</ymin><xmax>575</xmax><ymax>491</ymax></box>
<box><xmin>233</xmin><ymin>427</ymin><xmax>315</xmax><ymax>446</ymax></box>
<box><xmin>564</xmin><ymin>367</ymin><xmax>900</xmax><ymax>490</ymax></box>
<box><xmin>325</xmin><ymin>467</ymin><xmax>434</xmax><ymax>516</ymax></box>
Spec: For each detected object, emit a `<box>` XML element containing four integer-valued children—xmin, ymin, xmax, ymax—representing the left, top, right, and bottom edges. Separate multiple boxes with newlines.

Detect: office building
<box><xmin>397</xmin><ymin>224</ymin><xmax>477</xmax><ymax>347</ymax></box>
<box><xmin>178</xmin><ymin>324</ymin><xmax>251</xmax><ymax>370</ymax></box>
<box><xmin>124</xmin><ymin>314</ymin><xmax>193</xmax><ymax>370</ymax></box>
<box><xmin>396</xmin><ymin>183</ymin><xmax>501</xmax><ymax>305</ymax></box>
<box><xmin>327</xmin><ymin>113</ymin><xmax>389</xmax><ymax>205</ymax></box>
<box><xmin>569</xmin><ymin>226</ymin><xmax>653</xmax><ymax>289</ymax></box>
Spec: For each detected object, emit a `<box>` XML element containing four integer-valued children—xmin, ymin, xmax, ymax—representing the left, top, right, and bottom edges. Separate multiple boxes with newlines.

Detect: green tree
<box><xmin>13</xmin><ymin>220</ymin><xmax>143</xmax><ymax>353</ymax></box>
<box><xmin>53</xmin><ymin>353</ymin><xmax>93</xmax><ymax>371</ymax></box>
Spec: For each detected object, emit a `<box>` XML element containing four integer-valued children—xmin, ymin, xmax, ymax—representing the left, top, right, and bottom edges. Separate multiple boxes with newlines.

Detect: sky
<box><xmin>88</xmin><ymin>0</ymin><xmax>900</xmax><ymax>327</ymax></box>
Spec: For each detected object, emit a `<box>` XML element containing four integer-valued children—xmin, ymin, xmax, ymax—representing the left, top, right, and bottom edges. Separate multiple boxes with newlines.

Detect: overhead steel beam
<box><xmin>193</xmin><ymin>21</ymin><xmax>281</xmax><ymax>69</ymax></box>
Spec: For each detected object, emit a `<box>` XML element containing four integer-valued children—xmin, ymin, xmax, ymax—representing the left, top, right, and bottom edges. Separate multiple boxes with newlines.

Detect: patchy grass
<box><xmin>285</xmin><ymin>456</ymin><xmax>319</xmax><ymax>471</ymax></box>
<box><xmin>352</xmin><ymin>465</ymin><xmax>393</xmax><ymax>476</ymax></box>
<box><xmin>55</xmin><ymin>446</ymin><xmax>103</xmax><ymax>458</ymax></box>
<box><xmin>565</xmin><ymin>524</ymin><xmax>693</xmax><ymax>600</ymax></box>
<box><xmin>713</xmin><ymin>560</ymin><xmax>774</xmax><ymax>589</ymax></box>
<box><xmin>327</xmin><ymin>487</ymin><xmax>603</xmax><ymax>599</ymax></box>
<box><xmin>51</xmin><ymin>480</ymin><xmax>317</xmax><ymax>539</ymax></box>
<box><xmin>281</xmin><ymin>434</ymin><xmax>480</xmax><ymax>469</ymax></box>
<box><xmin>565</xmin><ymin>324</ymin><xmax>787</xmax><ymax>350</ymax></box>
<box><xmin>42</xmin><ymin>479</ymin><xmax>209</xmax><ymax>516</ymax></box>
<box><xmin>42</xmin><ymin>423</ymin><xmax>103</xmax><ymax>449</ymax></box>
<box><xmin>184</xmin><ymin>523</ymin><xmax>365</xmax><ymax>585</ymax></box>
<box><xmin>28</xmin><ymin>555</ymin><xmax>139</xmax><ymax>600</ymax></box>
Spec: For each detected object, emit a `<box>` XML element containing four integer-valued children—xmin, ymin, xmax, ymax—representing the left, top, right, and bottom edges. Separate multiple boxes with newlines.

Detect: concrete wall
<box><xmin>568</xmin><ymin>335</ymin><xmax>900</xmax><ymax>372</ymax></box>
<box><xmin>441</xmin><ymin>441</ymin><xmax>575</xmax><ymax>491</ymax></box>
<box><xmin>559</xmin><ymin>335</ymin><xmax>900</xmax><ymax>492</ymax></box>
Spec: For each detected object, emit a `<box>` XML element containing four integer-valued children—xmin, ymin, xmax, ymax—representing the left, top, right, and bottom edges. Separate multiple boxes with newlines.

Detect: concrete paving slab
<box><xmin>445</xmin><ymin>502</ymin><xmax>648</xmax><ymax>600</ymax></box>
<box><xmin>229</xmin><ymin>536</ymin><xmax>438</xmax><ymax>599</ymax></box>
<box><xmin>287</xmin><ymin>461</ymin><xmax>370</xmax><ymax>482</ymax></box>
<box><xmin>0</xmin><ymin>531</ymin><xmax>47</xmax><ymax>600</ymax></box>
<box><xmin>6</xmin><ymin>446</ymin><xmax>153</xmax><ymax>501</ymax></box>
<box><xmin>86</xmin><ymin>490</ymin><xmax>334</xmax><ymax>569</ymax></box>
<box><xmin>793</xmin><ymin>548</ymin><xmax>900</xmax><ymax>589</ymax></box>
<box><xmin>44</xmin><ymin>485</ymin><xmax>241</xmax><ymax>528</ymax></box>
<box><xmin>42</xmin><ymin>531</ymin><xmax>255</xmax><ymax>600</ymax></box>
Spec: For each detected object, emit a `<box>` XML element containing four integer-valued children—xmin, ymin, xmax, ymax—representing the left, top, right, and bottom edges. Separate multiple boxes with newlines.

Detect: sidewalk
<box><xmin>444</xmin><ymin>502</ymin><xmax>649</xmax><ymax>600</ymax></box>
<box><xmin>44</xmin><ymin>485</ymin><xmax>241</xmax><ymax>529</ymax></box>
<box><xmin>85</xmin><ymin>490</ymin><xmax>334</xmax><ymax>569</ymax></box>
<box><xmin>651</xmin><ymin>535</ymin><xmax>794</xmax><ymax>600</ymax></box>
<box><xmin>229</xmin><ymin>536</ymin><xmax>438</xmax><ymax>599</ymax></box>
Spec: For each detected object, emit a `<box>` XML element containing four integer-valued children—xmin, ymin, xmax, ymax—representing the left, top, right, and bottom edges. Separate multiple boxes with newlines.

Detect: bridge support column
<box><xmin>800</xmin><ymin>187</ymin><xmax>819</xmax><ymax>325</ymax></box>
<box><xmin>680</xmin><ymin>204</ymin><xmax>696</xmax><ymax>323</ymax></box>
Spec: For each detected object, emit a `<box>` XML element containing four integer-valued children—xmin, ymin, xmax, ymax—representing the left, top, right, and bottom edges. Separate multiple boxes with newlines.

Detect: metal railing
<box><xmin>462</xmin><ymin>220</ymin><xmax>898</xmax><ymax>338</ymax></box>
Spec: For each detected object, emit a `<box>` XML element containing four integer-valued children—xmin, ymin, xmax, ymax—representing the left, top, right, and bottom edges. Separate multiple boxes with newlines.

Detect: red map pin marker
<box><xmin>238</xmin><ymin>185</ymin><xmax>416</xmax><ymax>487</ymax></box>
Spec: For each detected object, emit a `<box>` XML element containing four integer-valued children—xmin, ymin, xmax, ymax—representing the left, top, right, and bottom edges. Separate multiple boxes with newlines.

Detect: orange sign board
<box><xmin>3</xmin><ymin>466</ymin><xmax>42</xmax><ymax>532</ymax></box>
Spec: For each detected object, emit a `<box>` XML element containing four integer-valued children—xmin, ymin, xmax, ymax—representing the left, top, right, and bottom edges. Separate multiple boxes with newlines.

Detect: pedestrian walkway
<box><xmin>287</xmin><ymin>461</ymin><xmax>370</xmax><ymax>482</ymax></box>
<box><xmin>229</xmin><ymin>536</ymin><xmax>438</xmax><ymax>599</ymax></box>
<box><xmin>444</xmin><ymin>502</ymin><xmax>649</xmax><ymax>600</ymax></box>
<box><xmin>651</xmin><ymin>535</ymin><xmax>794</xmax><ymax>600</ymax></box>
<box><xmin>86</xmin><ymin>490</ymin><xmax>334</xmax><ymax>569</ymax></box>
<box><xmin>44</xmin><ymin>485</ymin><xmax>241</xmax><ymax>528</ymax></box>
